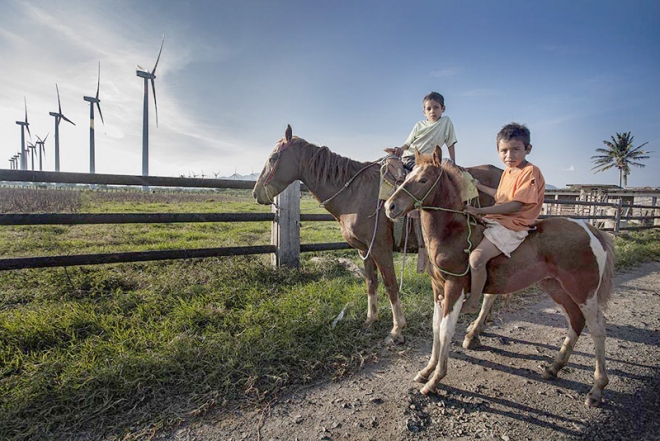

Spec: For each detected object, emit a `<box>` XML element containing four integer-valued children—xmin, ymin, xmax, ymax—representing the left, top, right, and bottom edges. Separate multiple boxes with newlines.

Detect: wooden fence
<box><xmin>0</xmin><ymin>169</ymin><xmax>349</xmax><ymax>271</ymax></box>
<box><xmin>0</xmin><ymin>169</ymin><xmax>658</xmax><ymax>272</ymax></box>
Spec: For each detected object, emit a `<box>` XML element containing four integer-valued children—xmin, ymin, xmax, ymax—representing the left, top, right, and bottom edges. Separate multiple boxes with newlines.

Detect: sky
<box><xmin>1</xmin><ymin>0</ymin><xmax>658</xmax><ymax>188</ymax></box>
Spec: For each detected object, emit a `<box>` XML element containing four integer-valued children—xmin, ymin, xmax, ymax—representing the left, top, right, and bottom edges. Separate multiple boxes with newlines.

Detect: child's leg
<box><xmin>462</xmin><ymin>237</ymin><xmax>502</xmax><ymax>314</ymax></box>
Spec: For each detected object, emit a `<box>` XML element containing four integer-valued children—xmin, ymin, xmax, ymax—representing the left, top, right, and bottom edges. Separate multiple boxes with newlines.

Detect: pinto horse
<box><xmin>384</xmin><ymin>146</ymin><xmax>615</xmax><ymax>407</ymax></box>
<box><xmin>252</xmin><ymin>126</ymin><xmax>503</xmax><ymax>343</ymax></box>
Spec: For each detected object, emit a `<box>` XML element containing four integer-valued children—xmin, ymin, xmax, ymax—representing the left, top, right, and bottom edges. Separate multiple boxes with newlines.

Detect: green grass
<box><xmin>0</xmin><ymin>188</ymin><xmax>659</xmax><ymax>440</ymax></box>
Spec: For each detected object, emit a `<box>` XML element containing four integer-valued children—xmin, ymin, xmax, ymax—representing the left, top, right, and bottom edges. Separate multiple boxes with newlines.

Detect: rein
<box><xmin>396</xmin><ymin>167</ymin><xmax>476</xmax><ymax>277</ymax></box>
<box><xmin>318</xmin><ymin>161</ymin><xmax>379</xmax><ymax>207</ymax></box>
<box><xmin>321</xmin><ymin>155</ymin><xmax>400</xmax><ymax>261</ymax></box>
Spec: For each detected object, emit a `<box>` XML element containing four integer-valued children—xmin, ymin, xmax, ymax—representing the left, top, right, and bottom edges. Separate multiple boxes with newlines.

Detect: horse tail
<box><xmin>594</xmin><ymin>228</ymin><xmax>616</xmax><ymax>309</ymax></box>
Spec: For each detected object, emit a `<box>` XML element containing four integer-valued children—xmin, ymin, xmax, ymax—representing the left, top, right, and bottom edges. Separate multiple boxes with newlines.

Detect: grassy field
<box><xmin>1</xmin><ymin>187</ymin><xmax>659</xmax><ymax>440</ymax></box>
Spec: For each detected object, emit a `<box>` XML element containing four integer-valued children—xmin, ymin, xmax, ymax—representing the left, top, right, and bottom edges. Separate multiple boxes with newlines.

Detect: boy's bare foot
<box><xmin>461</xmin><ymin>293</ymin><xmax>481</xmax><ymax>314</ymax></box>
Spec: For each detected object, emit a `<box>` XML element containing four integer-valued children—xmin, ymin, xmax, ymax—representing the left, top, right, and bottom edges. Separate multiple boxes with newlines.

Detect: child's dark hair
<box><xmin>423</xmin><ymin>92</ymin><xmax>445</xmax><ymax>107</ymax></box>
<box><xmin>497</xmin><ymin>122</ymin><xmax>531</xmax><ymax>148</ymax></box>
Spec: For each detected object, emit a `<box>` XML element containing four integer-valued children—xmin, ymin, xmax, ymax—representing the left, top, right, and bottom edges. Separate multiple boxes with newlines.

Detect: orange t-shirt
<box><xmin>485</xmin><ymin>162</ymin><xmax>545</xmax><ymax>231</ymax></box>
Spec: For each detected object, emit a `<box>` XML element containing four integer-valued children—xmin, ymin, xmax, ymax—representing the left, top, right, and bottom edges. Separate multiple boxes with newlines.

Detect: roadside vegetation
<box><xmin>1</xmin><ymin>187</ymin><xmax>658</xmax><ymax>440</ymax></box>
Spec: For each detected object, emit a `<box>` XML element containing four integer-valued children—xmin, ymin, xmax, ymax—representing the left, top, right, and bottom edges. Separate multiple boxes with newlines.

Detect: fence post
<box><xmin>271</xmin><ymin>181</ymin><xmax>301</xmax><ymax>268</ymax></box>
<box><xmin>614</xmin><ymin>198</ymin><xmax>623</xmax><ymax>234</ymax></box>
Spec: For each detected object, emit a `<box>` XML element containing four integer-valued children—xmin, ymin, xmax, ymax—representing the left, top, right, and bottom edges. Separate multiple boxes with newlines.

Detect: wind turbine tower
<box><xmin>27</xmin><ymin>142</ymin><xmax>36</xmax><ymax>170</ymax></box>
<box><xmin>36</xmin><ymin>134</ymin><xmax>48</xmax><ymax>171</ymax></box>
<box><xmin>136</xmin><ymin>34</ymin><xmax>164</xmax><ymax>179</ymax></box>
<box><xmin>49</xmin><ymin>84</ymin><xmax>75</xmax><ymax>172</ymax></box>
<box><xmin>83</xmin><ymin>62</ymin><xmax>104</xmax><ymax>174</ymax></box>
<box><xmin>15</xmin><ymin>98</ymin><xmax>30</xmax><ymax>170</ymax></box>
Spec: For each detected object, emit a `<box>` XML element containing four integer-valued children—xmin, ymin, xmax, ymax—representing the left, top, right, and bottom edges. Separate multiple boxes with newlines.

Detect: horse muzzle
<box><xmin>385</xmin><ymin>200</ymin><xmax>404</xmax><ymax>220</ymax></box>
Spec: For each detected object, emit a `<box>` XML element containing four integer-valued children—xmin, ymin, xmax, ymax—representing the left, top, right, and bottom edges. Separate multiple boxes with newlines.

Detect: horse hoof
<box><xmin>462</xmin><ymin>336</ymin><xmax>480</xmax><ymax>350</ymax></box>
<box><xmin>585</xmin><ymin>394</ymin><xmax>601</xmax><ymax>408</ymax></box>
<box><xmin>420</xmin><ymin>384</ymin><xmax>436</xmax><ymax>395</ymax></box>
<box><xmin>385</xmin><ymin>333</ymin><xmax>405</xmax><ymax>346</ymax></box>
<box><xmin>542</xmin><ymin>367</ymin><xmax>558</xmax><ymax>380</ymax></box>
<box><xmin>414</xmin><ymin>372</ymin><xmax>428</xmax><ymax>383</ymax></box>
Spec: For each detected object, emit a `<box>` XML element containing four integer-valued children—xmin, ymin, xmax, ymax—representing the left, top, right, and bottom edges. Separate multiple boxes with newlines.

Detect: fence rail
<box><xmin>0</xmin><ymin>169</ymin><xmax>657</xmax><ymax>271</ymax></box>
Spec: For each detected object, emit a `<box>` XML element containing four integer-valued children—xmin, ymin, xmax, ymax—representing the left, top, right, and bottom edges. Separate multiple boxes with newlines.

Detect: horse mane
<box><xmin>289</xmin><ymin>136</ymin><xmax>376</xmax><ymax>186</ymax></box>
<box><xmin>416</xmin><ymin>153</ymin><xmax>465</xmax><ymax>210</ymax></box>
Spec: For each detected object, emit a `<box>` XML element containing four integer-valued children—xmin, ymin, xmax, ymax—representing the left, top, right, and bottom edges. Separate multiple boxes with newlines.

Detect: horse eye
<box><xmin>420</xmin><ymin>177</ymin><xmax>428</xmax><ymax>184</ymax></box>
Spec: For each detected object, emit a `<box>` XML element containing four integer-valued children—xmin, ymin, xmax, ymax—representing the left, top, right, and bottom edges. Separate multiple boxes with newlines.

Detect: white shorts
<box><xmin>482</xmin><ymin>218</ymin><xmax>528</xmax><ymax>257</ymax></box>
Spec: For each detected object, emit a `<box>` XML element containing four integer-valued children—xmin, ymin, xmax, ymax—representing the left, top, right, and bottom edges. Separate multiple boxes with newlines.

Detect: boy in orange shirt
<box><xmin>462</xmin><ymin>123</ymin><xmax>545</xmax><ymax>313</ymax></box>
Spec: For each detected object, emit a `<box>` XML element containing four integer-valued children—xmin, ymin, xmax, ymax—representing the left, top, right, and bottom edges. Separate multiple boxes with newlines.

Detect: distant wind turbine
<box><xmin>36</xmin><ymin>134</ymin><xmax>48</xmax><ymax>171</ymax></box>
<box><xmin>83</xmin><ymin>62</ymin><xmax>104</xmax><ymax>174</ymax></box>
<box><xmin>27</xmin><ymin>142</ymin><xmax>36</xmax><ymax>171</ymax></box>
<box><xmin>136</xmin><ymin>34</ymin><xmax>164</xmax><ymax>179</ymax></box>
<box><xmin>15</xmin><ymin>97</ymin><xmax>31</xmax><ymax>170</ymax></box>
<box><xmin>49</xmin><ymin>84</ymin><xmax>75</xmax><ymax>172</ymax></box>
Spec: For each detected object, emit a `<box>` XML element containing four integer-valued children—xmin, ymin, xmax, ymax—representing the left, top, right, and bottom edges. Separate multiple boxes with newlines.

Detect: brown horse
<box><xmin>384</xmin><ymin>146</ymin><xmax>615</xmax><ymax>407</ymax></box>
<box><xmin>252</xmin><ymin>126</ymin><xmax>502</xmax><ymax>343</ymax></box>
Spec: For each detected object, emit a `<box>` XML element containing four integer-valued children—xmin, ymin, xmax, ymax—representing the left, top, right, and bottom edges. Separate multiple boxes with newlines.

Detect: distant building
<box><xmin>544</xmin><ymin>184</ymin><xmax>660</xmax><ymax>229</ymax></box>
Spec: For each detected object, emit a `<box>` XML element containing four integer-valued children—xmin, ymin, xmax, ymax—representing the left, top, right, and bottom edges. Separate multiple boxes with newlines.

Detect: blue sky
<box><xmin>1</xmin><ymin>0</ymin><xmax>658</xmax><ymax>188</ymax></box>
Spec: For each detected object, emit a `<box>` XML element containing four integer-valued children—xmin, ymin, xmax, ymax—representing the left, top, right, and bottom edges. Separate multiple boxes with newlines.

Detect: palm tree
<box><xmin>591</xmin><ymin>132</ymin><xmax>651</xmax><ymax>187</ymax></box>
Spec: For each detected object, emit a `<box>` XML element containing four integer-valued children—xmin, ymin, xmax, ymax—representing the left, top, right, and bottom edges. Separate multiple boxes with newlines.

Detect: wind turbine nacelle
<box><xmin>49</xmin><ymin>112</ymin><xmax>59</xmax><ymax>117</ymax></box>
<box><xmin>136</xmin><ymin>70</ymin><xmax>155</xmax><ymax>79</ymax></box>
<box><xmin>83</xmin><ymin>96</ymin><xmax>99</xmax><ymax>103</ymax></box>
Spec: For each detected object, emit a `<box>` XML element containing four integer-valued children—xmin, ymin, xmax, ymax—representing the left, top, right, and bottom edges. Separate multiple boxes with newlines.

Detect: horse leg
<box><xmin>420</xmin><ymin>281</ymin><xmax>466</xmax><ymax>395</ymax></box>
<box><xmin>414</xmin><ymin>282</ymin><xmax>444</xmax><ymax>383</ymax></box>
<box><xmin>463</xmin><ymin>294</ymin><xmax>497</xmax><ymax>349</ymax></box>
<box><xmin>361</xmin><ymin>252</ymin><xmax>379</xmax><ymax>327</ymax></box>
<box><xmin>369</xmin><ymin>251</ymin><xmax>407</xmax><ymax>344</ymax></box>
<box><xmin>579</xmin><ymin>296</ymin><xmax>609</xmax><ymax>407</ymax></box>
<box><xmin>379</xmin><ymin>260</ymin><xmax>406</xmax><ymax>344</ymax></box>
<box><xmin>538</xmin><ymin>278</ymin><xmax>585</xmax><ymax>380</ymax></box>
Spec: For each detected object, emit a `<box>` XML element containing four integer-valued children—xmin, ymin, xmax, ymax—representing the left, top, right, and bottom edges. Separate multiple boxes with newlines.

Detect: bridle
<box><xmin>395</xmin><ymin>165</ymin><xmax>476</xmax><ymax>277</ymax></box>
<box><xmin>261</xmin><ymin>138</ymin><xmax>292</xmax><ymax>187</ymax></box>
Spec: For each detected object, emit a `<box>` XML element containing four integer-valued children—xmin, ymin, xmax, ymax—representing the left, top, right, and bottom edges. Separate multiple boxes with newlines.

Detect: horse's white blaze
<box><xmin>566</xmin><ymin>218</ymin><xmax>607</xmax><ymax>279</ymax></box>
<box><xmin>439</xmin><ymin>291</ymin><xmax>466</xmax><ymax>342</ymax></box>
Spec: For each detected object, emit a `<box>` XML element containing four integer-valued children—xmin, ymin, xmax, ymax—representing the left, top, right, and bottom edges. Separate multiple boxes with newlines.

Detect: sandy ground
<box><xmin>159</xmin><ymin>261</ymin><xmax>660</xmax><ymax>441</ymax></box>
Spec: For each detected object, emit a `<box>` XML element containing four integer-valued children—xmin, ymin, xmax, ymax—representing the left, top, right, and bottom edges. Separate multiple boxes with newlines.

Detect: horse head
<box><xmin>380</xmin><ymin>150</ymin><xmax>406</xmax><ymax>187</ymax></box>
<box><xmin>385</xmin><ymin>145</ymin><xmax>450</xmax><ymax>220</ymax></box>
<box><xmin>253</xmin><ymin>125</ymin><xmax>299</xmax><ymax>204</ymax></box>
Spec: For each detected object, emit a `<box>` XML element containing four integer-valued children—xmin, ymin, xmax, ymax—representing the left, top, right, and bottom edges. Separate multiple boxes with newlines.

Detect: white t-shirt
<box><xmin>403</xmin><ymin>116</ymin><xmax>457</xmax><ymax>157</ymax></box>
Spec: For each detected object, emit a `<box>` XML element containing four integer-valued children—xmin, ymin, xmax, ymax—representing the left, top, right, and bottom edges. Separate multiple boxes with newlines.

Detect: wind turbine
<box><xmin>49</xmin><ymin>84</ymin><xmax>75</xmax><ymax>172</ymax></box>
<box><xmin>36</xmin><ymin>134</ymin><xmax>48</xmax><ymax>171</ymax></box>
<box><xmin>136</xmin><ymin>34</ymin><xmax>164</xmax><ymax>179</ymax></box>
<box><xmin>27</xmin><ymin>142</ymin><xmax>36</xmax><ymax>171</ymax></box>
<box><xmin>15</xmin><ymin>97</ymin><xmax>31</xmax><ymax>170</ymax></box>
<box><xmin>83</xmin><ymin>62</ymin><xmax>104</xmax><ymax>174</ymax></box>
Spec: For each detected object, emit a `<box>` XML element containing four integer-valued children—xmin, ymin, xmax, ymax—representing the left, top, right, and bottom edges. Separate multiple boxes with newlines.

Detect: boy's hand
<box><xmin>384</xmin><ymin>147</ymin><xmax>404</xmax><ymax>157</ymax></box>
<box><xmin>463</xmin><ymin>204</ymin><xmax>481</xmax><ymax>217</ymax></box>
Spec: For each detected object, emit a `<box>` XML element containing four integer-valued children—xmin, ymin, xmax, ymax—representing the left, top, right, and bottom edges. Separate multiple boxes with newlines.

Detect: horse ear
<box><xmin>432</xmin><ymin>145</ymin><xmax>443</xmax><ymax>166</ymax></box>
<box><xmin>285</xmin><ymin>125</ymin><xmax>292</xmax><ymax>142</ymax></box>
<box><xmin>414</xmin><ymin>147</ymin><xmax>421</xmax><ymax>163</ymax></box>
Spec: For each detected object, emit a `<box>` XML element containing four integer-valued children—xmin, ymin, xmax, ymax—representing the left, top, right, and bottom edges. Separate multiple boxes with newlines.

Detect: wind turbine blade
<box><xmin>23</xmin><ymin>97</ymin><xmax>31</xmax><ymax>139</ymax></box>
<box><xmin>151</xmin><ymin>78</ymin><xmax>159</xmax><ymax>127</ymax></box>
<box><xmin>96</xmin><ymin>102</ymin><xmax>104</xmax><ymax>125</ymax></box>
<box><xmin>62</xmin><ymin>114</ymin><xmax>76</xmax><ymax>126</ymax></box>
<box><xmin>43</xmin><ymin>133</ymin><xmax>49</xmax><ymax>144</ymax></box>
<box><xmin>95</xmin><ymin>61</ymin><xmax>101</xmax><ymax>99</ymax></box>
<box><xmin>56</xmin><ymin>83</ymin><xmax>62</xmax><ymax>113</ymax></box>
<box><xmin>152</xmin><ymin>34</ymin><xmax>165</xmax><ymax>74</ymax></box>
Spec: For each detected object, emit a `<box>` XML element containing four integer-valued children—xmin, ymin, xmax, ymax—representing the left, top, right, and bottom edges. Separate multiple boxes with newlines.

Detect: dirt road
<box><xmin>162</xmin><ymin>262</ymin><xmax>660</xmax><ymax>440</ymax></box>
